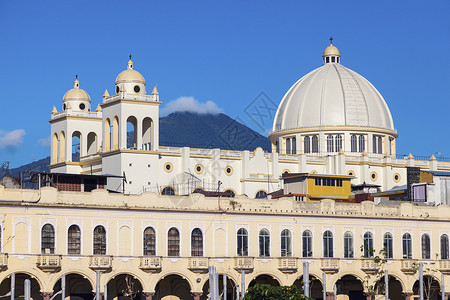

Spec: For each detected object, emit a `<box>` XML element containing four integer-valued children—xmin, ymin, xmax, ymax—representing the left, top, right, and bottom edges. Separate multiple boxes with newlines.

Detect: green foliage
<box><xmin>244</xmin><ymin>284</ymin><xmax>312</xmax><ymax>300</ymax></box>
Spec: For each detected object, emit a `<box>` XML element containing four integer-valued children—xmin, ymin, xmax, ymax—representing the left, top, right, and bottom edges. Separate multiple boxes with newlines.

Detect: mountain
<box><xmin>9</xmin><ymin>112</ymin><xmax>271</xmax><ymax>176</ymax></box>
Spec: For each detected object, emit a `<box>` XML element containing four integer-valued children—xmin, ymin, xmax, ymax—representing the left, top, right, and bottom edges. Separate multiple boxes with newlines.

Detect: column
<box><xmin>41</xmin><ymin>292</ymin><xmax>53</xmax><ymax>300</ymax></box>
<box><xmin>143</xmin><ymin>292</ymin><xmax>155</xmax><ymax>300</ymax></box>
<box><xmin>192</xmin><ymin>292</ymin><xmax>202</xmax><ymax>300</ymax></box>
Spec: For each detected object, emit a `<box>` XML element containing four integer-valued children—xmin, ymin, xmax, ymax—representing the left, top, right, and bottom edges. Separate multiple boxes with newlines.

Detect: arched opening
<box><xmin>259</xmin><ymin>229</ymin><xmax>270</xmax><ymax>257</ymax></box>
<box><xmin>0</xmin><ymin>273</ymin><xmax>41</xmax><ymax>300</ymax></box>
<box><xmin>249</xmin><ymin>275</ymin><xmax>280</xmax><ymax>288</ymax></box>
<box><xmin>155</xmin><ymin>274</ymin><xmax>192</xmax><ymax>300</ymax></box>
<box><xmin>383</xmin><ymin>232</ymin><xmax>393</xmax><ymax>259</ymax></box>
<box><xmin>104</xmin><ymin>118</ymin><xmax>111</xmax><ymax>151</ymax></box>
<box><xmin>363</xmin><ymin>232</ymin><xmax>374</xmax><ymax>258</ymax></box>
<box><xmin>293</xmin><ymin>275</ymin><xmax>323</xmax><ymax>299</ymax></box>
<box><xmin>168</xmin><ymin>227</ymin><xmax>180</xmax><ymax>256</ymax></box>
<box><xmin>41</xmin><ymin>223</ymin><xmax>55</xmax><ymax>254</ymax></box>
<box><xmin>374</xmin><ymin>275</ymin><xmax>403</xmax><ymax>300</ymax></box>
<box><xmin>335</xmin><ymin>275</ymin><xmax>364</xmax><ymax>300</ymax></box>
<box><xmin>142</xmin><ymin>117</ymin><xmax>153</xmax><ymax>151</ymax></box>
<box><xmin>201</xmin><ymin>275</ymin><xmax>237</xmax><ymax>300</ymax></box>
<box><xmin>302</xmin><ymin>230</ymin><xmax>313</xmax><ymax>257</ymax></box>
<box><xmin>422</xmin><ymin>233</ymin><xmax>431</xmax><ymax>259</ymax></box>
<box><xmin>126</xmin><ymin>116</ymin><xmax>138</xmax><ymax>149</ymax></box>
<box><xmin>413</xmin><ymin>276</ymin><xmax>440</xmax><ymax>300</ymax></box>
<box><xmin>292</xmin><ymin>136</ymin><xmax>297</xmax><ymax>154</ymax></box>
<box><xmin>143</xmin><ymin>227</ymin><xmax>156</xmax><ymax>256</ymax></box>
<box><xmin>107</xmin><ymin>274</ymin><xmax>143</xmax><ymax>300</ymax></box>
<box><xmin>441</xmin><ymin>234</ymin><xmax>449</xmax><ymax>259</ymax></box>
<box><xmin>280</xmin><ymin>229</ymin><xmax>292</xmax><ymax>257</ymax></box>
<box><xmin>72</xmin><ymin>131</ymin><xmax>82</xmax><ymax>162</ymax></box>
<box><xmin>53</xmin><ymin>273</ymin><xmax>93</xmax><ymax>300</ymax></box>
<box><xmin>93</xmin><ymin>225</ymin><xmax>106</xmax><ymax>255</ymax></box>
<box><xmin>87</xmin><ymin>132</ymin><xmax>97</xmax><ymax>155</ymax></box>
<box><xmin>323</xmin><ymin>230</ymin><xmax>333</xmax><ymax>258</ymax></box>
<box><xmin>237</xmin><ymin>228</ymin><xmax>248</xmax><ymax>256</ymax></box>
<box><xmin>52</xmin><ymin>133</ymin><xmax>58</xmax><ymax>163</ymax></box>
<box><xmin>402</xmin><ymin>233</ymin><xmax>412</xmax><ymax>259</ymax></box>
<box><xmin>255</xmin><ymin>190</ymin><xmax>267</xmax><ymax>199</ymax></box>
<box><xmin>286</xmin><ymin>138</ymin><xmax>291</xmax><ymax>154</ymax></box>
<box><xmin>68</xmin><ymin>224</ymin><xmax>81</xmax><ymax>255</ymax></box>
<box><xmin>161</xmin><ymin>186</ymin><xmax>175</xmax><ymax>196</ymax></box>
<box><xmin>304</xmin><ymin>136</ymin><xmax>310</xmax><ymax>154</ymax></box>
<box><xmin>59</xmin><ymin>131</ymin><xmax>66</xmax><ymax>162</ymax></box>
<box><xmin>311</xmin><ymin>135</ymin><xmax>319</xmax><ymax>153</ymax></box>
<box><xmin>113</xmin><ymin>116</ymin><xmax>119</xmax><ymax>150</ymax></box>
<box><xmin>191</xmin><ymin>228</ymin><xmax>203</xmax><ymax>256</ymax></box>
<box><xmin>343</xmin><ymin>231</ymin><xmax>354</xmax><ymax>258</ymax></box>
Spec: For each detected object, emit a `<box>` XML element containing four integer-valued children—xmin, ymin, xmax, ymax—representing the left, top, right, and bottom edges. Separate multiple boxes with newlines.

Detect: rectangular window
<box><xmin>315</xmin><ymin>178</ymin><xmax>321</xmax><ymax>186</ymax></box>
<box><xmin>336</xmin><ymin>179</ymin><xmax>343</xmax><ymax>187</ymax></box>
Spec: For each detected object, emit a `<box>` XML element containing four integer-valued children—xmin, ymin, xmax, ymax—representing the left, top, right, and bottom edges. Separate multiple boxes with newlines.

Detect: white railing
<box><xmin>159</xmin><ymin>146</ymin><xmax>182</xmax><ymax>154</ymax></box>
<box><xmin>220</xmin><ymin>150</ymin><xmax>241</xmax><ymax>157</ymax></box>
<box><xmin>52</xmin><ymin>111</ymin><xmax>101</xmax><ymax>119</ymax></box>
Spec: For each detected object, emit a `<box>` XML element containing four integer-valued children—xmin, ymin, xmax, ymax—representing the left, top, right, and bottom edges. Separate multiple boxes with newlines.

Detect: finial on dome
<box><xmin>128</xmin><ymin>55</ymin><xmax>133</xmax><ymax>70</ymax></box>
<box><xmin>74</xmin><ymin>75</ymin><xmax>80</xmax><ymax>88</ymax></box>
<box><xmin>51</xmin><ymin>106</ymin><xmax>58</xmax><ymax>114</ymax></box>
<box><xmin>329</xmin><ymin>36</ymin><xmax>333</xmax><ymax>44</ymax></box>
<box><xmin>152</xmin><ymin>85</ymin><xmax>159</xmax><ymax>95</ymax></box>
<box><xmin>103</xmin><ymin>89</ymin><xmax>110</xmax><ymax>98</ymax></box>
<box><xmin>323</xmin><ymin>39</ymin><xmax>341</xmax><ymax>64</ymax></box>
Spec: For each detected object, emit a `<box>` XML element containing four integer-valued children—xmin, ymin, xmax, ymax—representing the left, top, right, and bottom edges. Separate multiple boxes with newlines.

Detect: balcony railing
<box><xmin>89</xmin><ymin>255</ymin><xmax>113</xmax><ymax>270</ymax></box>
<box><xmin>234</xmin><ymin>257</ymin><xmax>254</xmax><ymax>272</ymax></box>
<box><xmin>139</xmin><ymin>256</ymin><xmax>162</xmax><ymax>272</ymax></box>
<box><xmin>438</xmin><ymin>260</ymin><xmax>450</xmax><ymax>274</ymax></box>
<box><xmin>320</xmin><ymin>258</ymin><xmax>339</xmax><ymax>274</ymax></box>
<box><xmin>400</xmin><ymin>259</ymin><xmax>417</xmax><ymax>275</ymax></box>
<box><xmin>361</xmin><ymin>259</ymin><xmax>379</xmax><ymax>274</ymax></box>
<box><xmin>188</xmin><ymin>257</ymin><xmax>209</xmax><ymax>273</ymax></box>
<box><xmin>278</xmin><ymin>257</ymin><xmax>297</xmax><ymax>273</ymax></box>
<box><xmin>36</xmin><ymin>255</ymin><xmax>61</xmax><ymax>272</ymax></box>
<box><xmin>0</xmin><ymin>253</ymin><xmax>8</xmax><ymax>270</ymax></box>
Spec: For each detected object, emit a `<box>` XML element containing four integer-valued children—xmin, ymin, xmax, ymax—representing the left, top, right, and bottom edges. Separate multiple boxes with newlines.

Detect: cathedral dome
<box><xmin>63</xmin><ymin>78</ymin><xmax>91</xmax><ymax>102</ymax></box>
<box><xmin>272</xmin><ymin>44</ymin><xmax>395</xmax><ymax>134</ymax></box>
<box><xmin>115</xmin><ymin>59</ymin><xmax>146</xmax><ymax>84</ymax></box>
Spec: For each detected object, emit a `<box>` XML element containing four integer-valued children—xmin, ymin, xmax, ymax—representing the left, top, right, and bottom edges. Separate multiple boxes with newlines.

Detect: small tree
<box><xmin>244</xmin><ymin>284</ymin><xmax>312</xmax><ymax>300</ymax></box>
<box><xmin>411</xmin><ymin>259</ymin><xmax>440</xmax><ymax>300</ymax></box>
<box><xmin>122</xmin><ymin>275</ymin><xmax>139</xmax><ymax>300</ymax></box>
<box><xmin>360</xmin><ymin>246</ymin><xmax>388</xmax><ymax>299</ymax></box>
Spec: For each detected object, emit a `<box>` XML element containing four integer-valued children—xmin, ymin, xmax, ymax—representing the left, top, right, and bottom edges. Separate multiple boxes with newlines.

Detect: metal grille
<box><xmin>143</xmin><ymin>227</ymin><xmax>156</xmax><ymax>256</ymax></box>
<box><xmin>93</xmin><ymin>226</ymin><xmax>106</xmax><ymax>255</ymax></box>
<box><xmin>168</xmin><ymin>228</ymin><xmax>180</xmax><ymax>256</ymax></box>
<box><xmin>41</xmin><ymin>224</ymin><xmax>55</xmax><ymax>254</ymax></box>
<box><xmin>68</xmin><ymin>225</ymin><xmax>81</xmax><ymax>255</ymax></box>
<box><xmin>191</xmin><ymin>228</ymin><xmax>203</xmax><ymax>256</ymax></box>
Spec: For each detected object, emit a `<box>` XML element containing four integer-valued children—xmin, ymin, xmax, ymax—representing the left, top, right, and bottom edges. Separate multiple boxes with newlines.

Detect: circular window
<box><xmin>225</xmin><ymin>166</ymin><xmax>233</xmax><ymax>176</ymax></box>
<box><xmin>347</xmin><ymin>170</ymin><xmax>355</xmax><ymax>176</ymax></box>
<box><xmin>134</xmin><ymin>85</ymin><xmax>140</xmax><ymax>93</ymax></box>
<box><xmin>164</xmin><ymin>162</ymin><xmax>173</xmax><ymax>173</ymax></box>
<box><xmin>79</xmin><ymin>103</ymin><xmax>85</xmax><ymax>110</ymax></box>
<box><xmin>195</xmin><ymin>164</ymin><xmax>204</xmax><ymax>174</ymax></box>
<box><xmin>370</xmin><ymin>171</ymin><xmax>378</xmax><ymax>181</ymax></box>
<box><xmin>393</xmin><ymin>173</ymin><xmax>401</xmax><ymax>183</ymax></box>
<box><xmin>116</xmin><ymin>86</ymin><xmax>120</xmax><ymax>94</ymax></box>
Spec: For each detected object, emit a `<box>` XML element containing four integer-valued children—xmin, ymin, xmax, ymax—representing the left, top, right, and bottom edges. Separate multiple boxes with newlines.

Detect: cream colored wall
<box><xmin>1</xmin><ymin>185</ymin><xmax>450</xmax><ymax>295</ymax></box>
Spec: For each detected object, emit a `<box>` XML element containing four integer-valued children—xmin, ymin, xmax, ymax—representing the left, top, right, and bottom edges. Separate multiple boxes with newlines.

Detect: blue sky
<box><xmin>1</xmin><ymin>1</ymin><xmax>449</xmax><ymax>167</ymax></box>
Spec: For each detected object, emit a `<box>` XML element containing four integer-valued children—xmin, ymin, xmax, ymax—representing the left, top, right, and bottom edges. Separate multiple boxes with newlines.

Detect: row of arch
<box><xmin>51</xmin><ymin>130</ymin><xmax>98</xmax><ymax>164</ymax></box>
<box><xmin>30</xmin><ymin>224</ymin><xmax>450</xmax><ymax>260</ymax></box>
<box><xmin>104</xmin><ymin>116</ymin><xmax>154</xmax><ymax>151</ymax></box>
<box><xmin>0</xmin><ymin>270</ymin><xmax>442</xmax><ymax>299</ymax></box>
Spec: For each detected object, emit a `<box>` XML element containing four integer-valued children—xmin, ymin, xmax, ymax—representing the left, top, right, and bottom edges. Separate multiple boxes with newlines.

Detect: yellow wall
<box><xmin>307</xmin><ymin>176</ymin><xmax>351</xmax><ymax>198</ymax></box>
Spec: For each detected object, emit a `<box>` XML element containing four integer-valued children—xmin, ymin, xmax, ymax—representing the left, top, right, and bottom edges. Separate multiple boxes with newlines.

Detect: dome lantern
<box><xmin>128</xmin><ymin>55</ymin><xmax>133</xmax><ymax>70</ymax></box>
<box><xmin>322</xmin><ymin>37</ymin><xmax>341</xmax><ymax>64</ymax></box>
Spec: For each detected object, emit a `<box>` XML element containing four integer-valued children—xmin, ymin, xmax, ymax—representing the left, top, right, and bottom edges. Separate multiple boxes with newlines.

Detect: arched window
<box><xmin>72</xmin><ymin>131</ymin><xmax>81</xmax><ymax>162</ymax></box>
<box><xmin>142</xmin><ymin>117</ymin><xmax>153</xmax><ymax>151</ymax></box>
<box><xmin>191</xmin><ymin>228</ymin><xmax>203</xmax><ymax>256</ymax></box>
<box><xmin>358</xmin><ymin>135</ymin><xmax>365</xmax><ymax>152</ymax></box>
<box><xmin>422</xmin><ymin>234</ymin><xmax>431</xmax><ymax>259</ymax></box>
<box><xmin>281</xmin><ymin>229</ymin><xmax>292</xmax><ymax>257</ymax></box>
<box><xmin>237</xmin><ymin>228</ymin><xmax>248</xmax><ymax>256</ymax></box>
<box><xmin>383</xmin><ymin>233</ymin><xmax>393</xmax><ymax>259</ymax></box>
<box><xmin>302</xmin><ymin>230</ymin><xmax>312</xmax><ymax>257</ymax></box>
<box><xmin>255</xmin><ymin>190</ymin><xmax>267</xmax><ymax>199</ymax></box>
<box><xmin>335</xmin><ymin>134</ymin><xmax>342</xmax><ymax>152</ymax></box>
<box><xmin>87</xmin><ymin>132</ymin><xmax>97</xmax><ymax>155</ymax></box>
<box><xmin>68</xmin><ymin>225</ymin><xmax>81</xmax><ymax>255</ymax></box>
<box><xmin>292</xmin><ymin>137</ymin><xmax>297</xmax><ymax>154</ymax></box>
<box><xmin>327</xmin><ymin>135</ymin><xmax>334</xmax><ymax>152</ymax></box>
<box><xmin>304</xmin><ymin>136</ymin><xmax>310</xmax><ymax>154</ymax></box>
<box><xmin>259</xmin><ymin>229</ymin><xmax>270</xmax><ymax>257</ymax></box>
<box><xmin>224</xmin><ymin>189</ymin><xmax>235</xmax><ymax>198</ymax></box>
<box><xmin>323</xmin><ymin>230</ymin><xmax>333</xmax><ymax>258</ymax></box>
<box><xmin>286</xmin><ymin>138</ymin><xmax>291</xmax><ymax>154</ymax></box>
<box><xmin>351</xmin><ymin>134</ymin><xmax>357</xmax><ymax>152</ymax></box>
<box><xmin>126</xmin><ymin>116</ymin><xmax>138</xmax><ymax>149</ymax></box>
<box><xmin>275</xmin><ymin>140</ymin><xmax>279</xmax><ymax>153</ymax></box>
<box><xmin>363</xmin><ymin>232</ymin><xmax>374</xmax><ymax>258</ymax></box>
<box><xmin>143</xmin><ymin>227</ymin><xmax>156</xmax><ymax>256</ymax></box>
<box><xmin>441</xmin><ymin>234</ymin><xmax>449</xmax><ymax>259</ymax></box>
<box><xmin>312</xmin><ymin>135</ymin><xmax>319</xmax><ymax>153</ymax></box>
<box><xmin>402</xmin><ymin>233</ymin><xmax>412</xmax><ymax>259</ymax></box>
<box><xmin>93</xmin><ymin>225</ymin><xmax>106</xmax><ymax>255</ymax></box>
<box><xmin>41</xmin><ymin>224</ymin><xmax>55</xmax><ymax>254</ymax></box>
<box><xmin>161</xmin><ymin>186</ymin><xmax>175</xmax><ymax>196</ymax></box>
<box><xmin>168</xmin><ymin>227</ymin><xmax>180</xmax><ymax>256</ymax></box>
<box><xmin>343</xmin><ymin>231</ymin><xmax>354</xmax><ymax>258</ymax></box>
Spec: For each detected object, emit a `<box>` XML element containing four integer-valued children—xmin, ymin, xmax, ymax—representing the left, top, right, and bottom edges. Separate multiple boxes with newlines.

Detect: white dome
<box><xmin>273</xmin><ymin>51</ymin><xmax>395</xmax><ymax>133</ymax></box>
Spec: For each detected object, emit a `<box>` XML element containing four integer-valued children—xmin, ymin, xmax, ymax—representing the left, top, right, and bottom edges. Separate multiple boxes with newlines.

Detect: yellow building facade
<box><xmin>0</xmin><ymin>185</ymin><xmax>449</xmax><ymax>300</ymax></box>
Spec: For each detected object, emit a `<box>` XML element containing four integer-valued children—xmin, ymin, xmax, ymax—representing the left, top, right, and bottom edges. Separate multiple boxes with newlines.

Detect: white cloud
<box><xmin>0</xmin><ymin>129</ymin><xmax>25</xmax><ymax>151</ymax></box>
<box><xmin>37</xmin><ymin>136</ymin><xmax>51</xmax><ymax>147</ymax></box>
<box><xmin>160</xmin><ymin>97</ymin><xmax>222</xmax><ymax>116</ymax></box>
